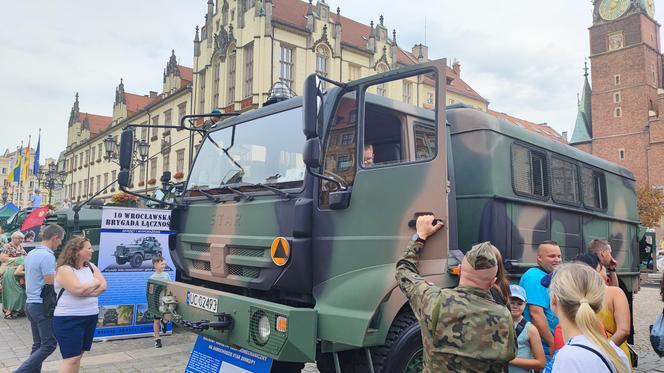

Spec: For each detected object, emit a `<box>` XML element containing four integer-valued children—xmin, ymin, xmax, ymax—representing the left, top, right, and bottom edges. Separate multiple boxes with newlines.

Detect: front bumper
<box><xmin>147</xmin><ymin>279</ymin><xmax>317</xmax><ymax>362</ymax></box>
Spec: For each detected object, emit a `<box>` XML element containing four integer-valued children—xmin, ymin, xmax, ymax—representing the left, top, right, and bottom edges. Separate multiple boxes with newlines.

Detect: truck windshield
<box><xmin>187</xmin><ymin>107</ymin><xmax>305</xmax><ymax>191</ymax></box>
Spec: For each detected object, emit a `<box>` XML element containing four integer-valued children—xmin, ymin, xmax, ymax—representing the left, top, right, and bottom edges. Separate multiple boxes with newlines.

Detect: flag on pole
<box><xmin>8</xmin><ymin>145</ymin><xmax>22</xmax><ymax>183</ymax></box>
<box><xmin>22</xmin><ymin>136</ymin><xmax>31</xmax><ymax>181</ymax></box>
<box><xmin>33</xmin><ymin>130</ymin><xmax>41</xmax><ymax>175</ymax></box>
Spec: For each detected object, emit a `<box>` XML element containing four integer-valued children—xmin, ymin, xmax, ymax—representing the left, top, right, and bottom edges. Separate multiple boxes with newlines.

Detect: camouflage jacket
<box><xmin>395</xmin><ymin>240</ymin><xmax>516</xmax><ymax>373</ymax></box>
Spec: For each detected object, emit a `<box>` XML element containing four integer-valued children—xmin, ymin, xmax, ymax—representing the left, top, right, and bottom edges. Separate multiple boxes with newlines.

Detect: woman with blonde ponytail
<box><xmin>549</xmin><ymin>263</ymin><xmax>629</xmax><ymax>373</ymax></box>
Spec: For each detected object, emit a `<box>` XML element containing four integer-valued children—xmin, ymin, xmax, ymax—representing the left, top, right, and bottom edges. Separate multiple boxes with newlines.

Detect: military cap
<box><xmin>465</xmin><ymin>241</ymin><xmax>498</xmax><ymax>270</ymax></box>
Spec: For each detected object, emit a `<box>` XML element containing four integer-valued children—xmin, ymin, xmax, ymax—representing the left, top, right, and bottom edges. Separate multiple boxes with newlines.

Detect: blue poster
<box><xmin>186</xmin><ymin>336</ymin><xmax>273</xmax><ymax>373</ymax></box>
<box><xmin>94</xmin><ymin>207</ymin><xmax>176</xmax><ymax>340</ymax></box>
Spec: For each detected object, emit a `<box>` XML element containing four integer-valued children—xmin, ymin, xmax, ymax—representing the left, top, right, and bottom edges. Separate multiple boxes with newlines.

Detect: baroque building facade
<box><xmin>62</xmin><ymin>0</ymin><xmax>565</xmax><ymax>204</ymax></box>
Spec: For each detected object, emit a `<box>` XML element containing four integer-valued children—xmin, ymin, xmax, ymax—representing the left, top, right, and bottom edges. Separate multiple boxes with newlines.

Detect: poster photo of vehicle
<box><xmin>98</xmin><ymin>231</ymin><xmax>174</xmax><ymax>272</ymax></box>
<box><xmin>97</xmin><ymin>305</ymin><xmax>134</xmax><ymax>327</ymax></box>
<box><xmin>134</xmin><ymin>304</ymin><xmax>152</xmax><ymax>325</ymax></box>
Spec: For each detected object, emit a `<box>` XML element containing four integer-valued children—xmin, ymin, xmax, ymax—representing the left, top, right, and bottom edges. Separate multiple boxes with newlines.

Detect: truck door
<box><xmin>305</xmin><ymin>59</ymin><xmax>449</xmax><ymax>346</ymax></box>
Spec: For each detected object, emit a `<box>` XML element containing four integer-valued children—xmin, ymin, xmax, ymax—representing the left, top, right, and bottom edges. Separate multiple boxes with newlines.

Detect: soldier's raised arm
<box><xmin>395</xmin><ymin>215</ymin><xmax>445</xmax><ymax>321</ymax></box>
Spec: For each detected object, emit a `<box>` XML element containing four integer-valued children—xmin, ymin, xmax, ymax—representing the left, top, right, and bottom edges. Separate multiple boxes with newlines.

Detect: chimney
<box><xmin>452</xmin><ymin>59</ymin><xmax>461</xmax><ymax>76</ymax></box>
<box><xmin>150</xmin><ymin>91</ymin><xmax>159</xmax><ymax>99</ymax></box>
<box><xmin>562</xmin><ymin>131</ymin><xmax>568</xmax><ymax>142</ymax></box>
<box><xmin>412</xmin><ymin>44</ymin><xmax>428</xmax><ymax>62</ymax></box>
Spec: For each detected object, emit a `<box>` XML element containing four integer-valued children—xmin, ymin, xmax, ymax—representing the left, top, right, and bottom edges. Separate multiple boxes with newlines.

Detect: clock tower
<box><xmin>572</xmin><ymin>0</ymin><xmax>664</xmax><ymax>186</ymax></box>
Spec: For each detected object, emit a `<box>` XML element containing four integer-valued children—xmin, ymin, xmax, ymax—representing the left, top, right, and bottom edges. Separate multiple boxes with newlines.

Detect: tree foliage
<box><xmin>636</xmin><ymin>184</ymin><xmax>664</xmax><ymax>228</ymax></box>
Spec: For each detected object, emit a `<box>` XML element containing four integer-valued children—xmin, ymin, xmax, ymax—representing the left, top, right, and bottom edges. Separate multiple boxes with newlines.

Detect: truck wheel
<box><xmin>130</xmin><ymin>254</ymin><xmax>144</xmax><ymax>268</ymax></box>
<box><xmin>372</xmin><ymin>312</ymin><xmax>423</xmax><ymax>373</ymax></box>
<box><xmin>116</xmin><ymin>258</ymin><xmax>126</xmax><ymax>265</ymax></box>
<box><xmin>269</xmin><ymin>361</ymin><xmax>305</xmax><ymax>372</ymax></box>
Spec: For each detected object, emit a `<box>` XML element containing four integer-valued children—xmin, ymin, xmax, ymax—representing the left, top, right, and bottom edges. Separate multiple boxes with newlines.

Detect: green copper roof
<box><xmin>570</xmin><ymin>65</ymin><xmax>593</xmax><ymax>144</ymax></box>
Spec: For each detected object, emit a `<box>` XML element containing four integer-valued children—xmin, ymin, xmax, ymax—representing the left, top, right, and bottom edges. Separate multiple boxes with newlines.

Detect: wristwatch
<box><xmin>411</xmin><ymin>233</ymin><xmax>426</xmax><ymax>244</ymax></box>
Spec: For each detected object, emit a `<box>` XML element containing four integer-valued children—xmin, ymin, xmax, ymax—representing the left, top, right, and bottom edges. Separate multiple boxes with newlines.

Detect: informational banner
<box><xmin>94</xmin><ymin>207</ymin><xmax>176</xmax><ymax>340</ymax></box>
<box><xmin>186</xmin><ymin>336</ymin><xmax>273</xmax><ymax>373</ymax></box>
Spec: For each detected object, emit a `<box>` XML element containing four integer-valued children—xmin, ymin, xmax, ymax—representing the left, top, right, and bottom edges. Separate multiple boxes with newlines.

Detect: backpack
<box><xmin>650</xmin><ymin>309</ymin><xmax>664</xmax><ymax>357</ymax></box>
<box><xmin>514</xmin><ymin>318</ymin><xmax>528</xmax><ymax>345</ymax></box>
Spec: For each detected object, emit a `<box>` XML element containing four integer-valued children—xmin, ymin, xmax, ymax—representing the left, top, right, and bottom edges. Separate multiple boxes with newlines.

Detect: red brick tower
<box><xmin>572</xmin><ymin>0</ymin><xmax>663</xmax><ymax>186</ymax></box>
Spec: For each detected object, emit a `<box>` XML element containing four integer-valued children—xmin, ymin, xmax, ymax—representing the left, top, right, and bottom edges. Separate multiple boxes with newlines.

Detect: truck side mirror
<box><xmin>119</xmin><ymin>128</ymin><xmax>134</xmax><ymax>171</ymax></box>
<box><xmin>303</xmin><ymin>74</ymin><xmax>320</xmax><ymax>139</ymax></box>
<box><xmin>329</xmin><ymin>190</ymin><xmax>351</xmax><ymax>210</ymax></box>
<box><xmin>303</xmin><ymin>138</ymin><xmax>321</xmax><ymax>168</ymax></box>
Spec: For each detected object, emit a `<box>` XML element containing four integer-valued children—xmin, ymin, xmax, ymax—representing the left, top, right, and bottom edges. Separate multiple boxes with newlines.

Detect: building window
<box><xmin>212</xmin><ymin>61</ymin><xmax>220</xmax><ymax>109</ymax></box>
<box><xmin>227</xmin><ymin>48</ymin><xmax>237</xmax><ymax>105</ymax></box>
<box><xmin>150</xmin><ymin>159</ymin><xmax>157</xmax><ymax>179</ymax></box>
<box><xmin>340</xmin><ymin>133</ymin><xmax>354</xmax><ymax>145</ymax></box>
<box><xmin>614</xmin><ymin>92</ymin><xmax>621</xmax><ymax>103</ymax></box>
<box><xmin>163</xmin><ymin>153</ymin><xmax>170</xmax><ymax>173</ymax></box>
<box><xmin>614</xmin><ymin>75</ymin><xmax>621</xmax><ymax>85</ymax></box>
<box><xmin>141</xmin><ymin>127</ymin><xmax>148</xmax><ymax>141</ymax></box>
<box><xmin>619</xmin><ymin>149</ymin><xmax>625</xmax><ymax>160</ymax></box>
<box><xmin>90</xmin><ymin>147</ymin><xmax>95</xmax><ymax>163</ymax></box>
<box><xmin>89</xmin><ymin>178</ymin><xmax>94</xmax><ymax>195</ymax></box>
<box><xmin>244</xmin><ymin>44</ymin><xmax>253</xmax><ymax>98</ymax></box>
<box><xmin>111</xmin><ymin>170</ymin><xmax>116</xmax><ymax>188</ymax></box>
<box><xmin>104</xmin><ymin>173</ymin><xmax>109</xmax><ymax>189</ymax></box>
<box><xmin>280</xmin><ymin>46</ymin><xmax>294</xmax><ymax>89</ymax></box>
<box><xmin>176</xmin><ymin>149</ymin><xmax>185</xmax><ymax>172</ymax></box>
<box><xmin>78</xmin><ymin>181</ymin><xmax>82</xmax><ymax>198</ymax></box>
<box><xmin>511</xmin><ymin>143</ymin><xmax>548</xmax><ymax>198</ymax></box>
<box><xmin>614</xmin><ymin>107</ymin><xmax>622</xmax><ymax>117</ymax></box>
<box><xmin>97</xmin><ymin>175</ymin><xmax>101</xmax><ymax>192</ymax></box>
<box><xmin>85</xmin><ymin>150</ymin><xmax>89</xmax><ymax>166</ymax></box>
<box><xmin>97</xmin><ymin>144</ymin><xmax>102</xmax><ymax>161</ymax></box>
<box><xmin>151</xmin><ymin>115</ymin><xmax>160</xmax><ymax>139</ymax></box>
<box><xmin>551</xmin><ymin>157</ymin><xmax>579</xmax><ymax>204</ymax></box>
<box><xmin>164</xmin><ymin>109</ymin><xmax>172</xmax><ymax>126</ymax></box>
<box><xmin>199</xmin><ymin>71</ymin><xmax>206</xmax><ymax>114</ymax></box>
<box><xmin>376</xmin><ymin>64</ymin><xmax>388</xmax><ymax>96</ymax></box>
<box><xmin>177</xmin><ymin>103</ymin><xmax>187</xmax><ymax>128</ymax></box>
<box><xmin>348</xmin><ymin>64</ymin><xmax>361</xmax><ymax>82</ymax></box>
<box><xmin>403</xmin><ymin>81</ymin><xmax>412</xmax><ymax>104</ymax></box>
<box><xmin>316</xmin><ymin>45</ymin><xmax>330</xmax><ymax>89</ymax></box>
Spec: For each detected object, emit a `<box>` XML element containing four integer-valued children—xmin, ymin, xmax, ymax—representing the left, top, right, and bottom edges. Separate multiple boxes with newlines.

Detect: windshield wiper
<box><xmin>210</xmin><ymin>185</ymin><xmax>254</xmax><ymax>202</ymax></box>
<box><xmin>251</xmin><ymin>183</ymin><xmax>292</xmax><ymax>199</ymax></box>
<box><xmin>197</xmin><ymin>189</ymin><xmax>220</xmax><ymax>202</ymax></box>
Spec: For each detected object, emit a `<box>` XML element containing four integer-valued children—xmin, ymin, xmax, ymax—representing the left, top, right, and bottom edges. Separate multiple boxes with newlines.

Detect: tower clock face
<box><xmin>599</xmin><ymin>0</ymin><xmax>631</xmax><ymax>20</ymax></box>
<box><xmin>642</xmin><ymin>0</ymin><xmax>656</xmax><ymax>17</ymax></box>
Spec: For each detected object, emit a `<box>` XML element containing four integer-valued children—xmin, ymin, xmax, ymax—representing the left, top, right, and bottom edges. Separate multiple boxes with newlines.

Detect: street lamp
<box><xmin>103</xmin><ymin>134</ymin><xmax>150</xmax><ymax>193</ymax></box>
<box><xmin>38</xmin><ymin>163</ymin><xmax>66</xmax><ymax>205</ymax></box>
<box><xmin>1</xmin><ymin>189</ymin><xmax>7</xmax><ymax>205</ymax></box>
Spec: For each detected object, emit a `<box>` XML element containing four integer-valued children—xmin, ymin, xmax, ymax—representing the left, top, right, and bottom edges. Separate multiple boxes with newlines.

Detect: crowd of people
<box><xmin>397</xmin><ymin>215</ymin><xmax>634</xmax><ymax>373</ymax></box>
<box><xmin>0</xmin><ymin>224</ymin><xmax>172</xmax><ymax>373</ymax></box>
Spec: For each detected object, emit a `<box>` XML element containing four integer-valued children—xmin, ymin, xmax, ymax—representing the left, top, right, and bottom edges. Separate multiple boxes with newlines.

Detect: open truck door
<box><xmin>302</xmin><ymin>59</ymin><xmax>449</xmax><ymax>371</ymax></box>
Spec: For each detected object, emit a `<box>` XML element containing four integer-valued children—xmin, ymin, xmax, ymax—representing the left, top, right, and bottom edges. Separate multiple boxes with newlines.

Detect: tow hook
<box><xmin>181</xmin><ymin>313</ymin><xmax>234</xmax><ymax>331</ymax></box>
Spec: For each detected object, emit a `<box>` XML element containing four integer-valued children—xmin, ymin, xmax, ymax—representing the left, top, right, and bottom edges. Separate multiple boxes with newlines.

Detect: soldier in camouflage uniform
<box><xmin>396</xmin><ymin>215</ymin><xmax>516</xmax><ymax>372</ymax></box>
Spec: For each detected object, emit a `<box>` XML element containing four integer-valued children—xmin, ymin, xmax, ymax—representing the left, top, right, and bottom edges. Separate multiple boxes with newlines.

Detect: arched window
<box><xmin>376</xmin><ymin>63</ymin><xmax>388</xmax><ymax>96</ymax></box>
<box><xmin>227</xmin><ymin>46</ymin><xmax>237</xmax><ymax>105</ymax></box>
<box><xmin>316</xmin><ymin>45</ymin><xmax>330</xmax><ymax>89</ymax></box>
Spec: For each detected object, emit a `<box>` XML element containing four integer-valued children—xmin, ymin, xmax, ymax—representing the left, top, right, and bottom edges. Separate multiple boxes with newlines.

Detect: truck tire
<box><xmin>130</xmin><ymin>254</ymin><xmax>144</xmax><ymax>268</ymax></box>
<box><xmin>116</xmin><ymin>258</ymin><xmax>126</xmax><ymax>265</ymax></box>
<box><xmin>372</xmin><ymin>311</ymin><xmax>423</xmax><ymax>373</ymax></box>
<box><xmin>269</xmin><ymin>361</ymin><xmax>305</xmax><ymax>372</ymax></box>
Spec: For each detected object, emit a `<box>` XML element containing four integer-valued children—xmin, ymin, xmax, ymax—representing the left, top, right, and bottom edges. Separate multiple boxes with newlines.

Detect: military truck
<box><xmin>102</xmin><ymin>308</ymin><xmax>119</xmax><ymax>326</ymax></box>
<box><xmin>111</xmin><ymin>59</ymin><xmax>640</xmax><ymax>372</ymax></box>
<box><xmin>114</xmin><ymin>236</ymin><xmax>162</xmax><ymax>268</ymax></box>
<box><xmin>41</xmin><ymin>203</ymin><xmax>104</xmax><ymax>261</ymax></box>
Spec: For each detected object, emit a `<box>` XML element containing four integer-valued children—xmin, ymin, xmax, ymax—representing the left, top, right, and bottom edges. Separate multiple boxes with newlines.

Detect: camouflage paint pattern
<box><xmin>396</xmin><ymin>241</ymin><xmax>516</xmax><ymax>372</ymax></box>
<box><xmin>142</xmin><ymin>59</ymin><xmax>639</xmax><ymax>365</ymax></box>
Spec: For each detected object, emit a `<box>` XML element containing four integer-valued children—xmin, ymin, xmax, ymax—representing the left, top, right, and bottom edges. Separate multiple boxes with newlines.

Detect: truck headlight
<box><xmin>251</xmin><ymin>311</ymin><xmax>271</xmax><ymax>346</ymax></box>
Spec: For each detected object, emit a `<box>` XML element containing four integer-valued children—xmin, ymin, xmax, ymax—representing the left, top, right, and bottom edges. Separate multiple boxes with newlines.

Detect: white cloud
<box><xmin>0</xmin><ymin>0</ymin><xmax>657</xmax><ymax>160</ymax></box>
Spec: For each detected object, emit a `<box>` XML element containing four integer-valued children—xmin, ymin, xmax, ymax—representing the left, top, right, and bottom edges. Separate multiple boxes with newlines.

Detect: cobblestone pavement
<box><xmin>3</xmin><ymin>278</ymin><xmax>663</xmax><ymax>372</ymax></box>
<box><xmin>0</xmin><ymin>312</ymin><xmax>319</xmax><ymax>373</ymax></box>
<box><xmin>634</xmin><ymin>275</ymin><xmax>664</xmax><ymax>373</ymax></box>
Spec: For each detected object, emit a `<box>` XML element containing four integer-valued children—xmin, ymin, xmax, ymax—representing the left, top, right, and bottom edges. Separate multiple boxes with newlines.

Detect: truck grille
<box><xmin>191</xmin><ymin>259</ymin><xmax>211</xmax><ymax>271</ymax></box>
<box><xmin>229</xmin><ymin>247</ymin><xmax>264</xmax><ymax>257</ymax></box>
<box><xmin>227</xmin><ymin>265</ymin><xmax>260</xmax><ymax>278</ymax></box>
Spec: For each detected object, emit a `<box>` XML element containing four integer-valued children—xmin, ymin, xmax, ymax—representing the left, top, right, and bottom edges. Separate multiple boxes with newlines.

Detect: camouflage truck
<box><xmin>102</xmin><ymin>308</ymin><xmax>119</xmax><ymax>326</ymax></box>
<box><xmin>111</xmin><ymin>59</ymin><xmax>641</xmax><ymax>372</ymax></box>
<box><xmin>113</xmin><ymin>236</ymin><xmax>162</xmax><ymax>268</ymax></box>
<box><xmin>40</xmin><ymin>203</ymin><xmax>104</xmax><ymax>261</ymax></box>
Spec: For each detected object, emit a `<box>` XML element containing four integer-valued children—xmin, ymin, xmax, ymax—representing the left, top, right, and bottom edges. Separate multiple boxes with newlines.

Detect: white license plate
<box><xmin>186</xmin><ymin>291</ymin><xmax>218</xmax><ymax>313</ymax></box>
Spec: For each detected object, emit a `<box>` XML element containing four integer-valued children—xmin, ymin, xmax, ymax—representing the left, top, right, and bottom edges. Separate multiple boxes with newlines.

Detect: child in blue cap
<box><xmin>509</xmin><ymin>284</ymin><xmax>546</xmax><ymax>373</ymax></box>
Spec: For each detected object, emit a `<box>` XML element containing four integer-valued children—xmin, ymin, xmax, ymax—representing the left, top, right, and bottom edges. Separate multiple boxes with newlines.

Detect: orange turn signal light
<box><xmin>276</xmin><ymin>316</ymin><xmax>288</xmax><ymax>333</ymax></box>
<box><xmin>449</xmin><ymin>266</ymin><xmax>460</xmax><ymax>276</ymax></box>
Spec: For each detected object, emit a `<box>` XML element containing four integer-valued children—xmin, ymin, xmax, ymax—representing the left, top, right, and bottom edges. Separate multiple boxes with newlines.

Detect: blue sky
<box><xmin>0</xmin><ymin>0</ymin><xmax>653</xmax><ymax>160</ymax></box>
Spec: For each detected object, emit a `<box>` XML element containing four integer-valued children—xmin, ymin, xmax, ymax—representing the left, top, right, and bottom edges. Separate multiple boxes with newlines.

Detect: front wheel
<box><xmin>130</xmin><ymin>254</ymin><xmax>144</xmax><ymax>268</ymax></box>
<box><xmin>372</xmin><ymin>312</ymin><xmax>423</xmax><ymax>373</ymax></box>
<box><xmin>115</xmin><ymin>257</ymin><xmax>126</xmax><ymax>265</ymax></box>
